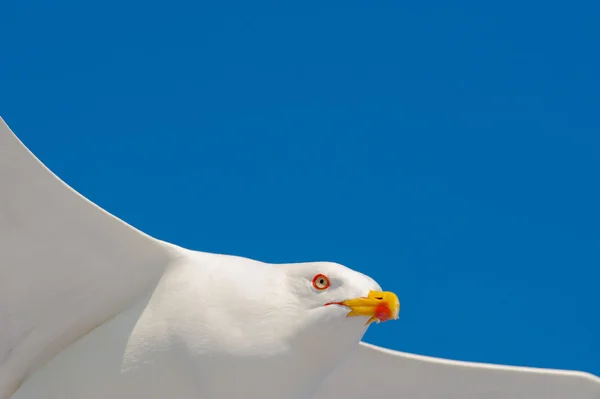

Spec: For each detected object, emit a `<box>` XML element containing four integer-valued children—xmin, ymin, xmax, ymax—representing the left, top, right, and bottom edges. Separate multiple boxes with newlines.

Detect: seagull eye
<box><xmin>312</xmin><ymin>274</ymin><xmax>330</xmax><ymax>290</ymax></box>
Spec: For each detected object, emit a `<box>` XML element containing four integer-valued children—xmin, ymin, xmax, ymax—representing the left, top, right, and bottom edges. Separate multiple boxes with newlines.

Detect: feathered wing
<box><xmin>0</xmin><ymin>118</ymin><xmax>176</xmax><ymax>398</ymax></box>
<box><xmin>314</xmin><ymin>341</ymin><xmax>600</xmax><ymax>399</ymax></box>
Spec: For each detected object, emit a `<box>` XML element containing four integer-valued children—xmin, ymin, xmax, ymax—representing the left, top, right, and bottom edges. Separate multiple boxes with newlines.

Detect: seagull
<box><xmin>1</xmin><ymin>117</ymin><xmax>598</xmax><ymax>399</ymax></box>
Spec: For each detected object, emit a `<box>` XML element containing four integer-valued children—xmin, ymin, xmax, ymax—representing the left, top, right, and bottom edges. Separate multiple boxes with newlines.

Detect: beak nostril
<box><xmin>375</xmin><ymin>297</ymin><xmax>383</xmax><ymax>300</ymax></box>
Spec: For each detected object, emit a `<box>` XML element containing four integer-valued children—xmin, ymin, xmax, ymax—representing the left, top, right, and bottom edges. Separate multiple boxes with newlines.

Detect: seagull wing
<box><xmin>314</xmin><ymin>341</ymin><xmax>600</xmax><ymax>399</ymax></box>
<box><xmin>0</xmin><ymin>118</ymin><xmax>176</xmax><ymax>398</ymax></box>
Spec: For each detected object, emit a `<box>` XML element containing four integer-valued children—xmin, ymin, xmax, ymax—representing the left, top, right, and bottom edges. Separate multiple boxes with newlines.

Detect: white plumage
<box><xmin>1</xmin><ymin>117</ymin><xmax>598</xmax><ymax>399</ymax></box>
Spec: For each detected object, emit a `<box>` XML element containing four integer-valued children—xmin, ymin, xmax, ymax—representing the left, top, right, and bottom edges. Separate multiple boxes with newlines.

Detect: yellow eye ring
<box><xmin>312</xmin><ymin>274</ymin><xmax>330</xmax><ymax>290</ymax></box>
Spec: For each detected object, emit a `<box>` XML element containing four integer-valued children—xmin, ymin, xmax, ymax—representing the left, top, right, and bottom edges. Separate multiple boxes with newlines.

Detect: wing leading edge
<box><xmin>314</xmin><ymin>341</ymin><xmax>600</xmax><ymax>399</ymax></box>
<box><xmin>0</xmin><ymin>118</ymin><xmax>177</xmax><ymax>398</ymax></box>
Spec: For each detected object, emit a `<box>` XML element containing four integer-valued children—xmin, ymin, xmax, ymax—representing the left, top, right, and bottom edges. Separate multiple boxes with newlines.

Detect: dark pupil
<box><xmin>319</xmin><ymin>279</ymin><xmax>325</xmax><ymax>284</ymax></box>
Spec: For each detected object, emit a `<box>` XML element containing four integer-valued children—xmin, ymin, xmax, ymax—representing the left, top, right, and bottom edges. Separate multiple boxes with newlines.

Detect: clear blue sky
<box><xmin>2</xmin><ymin>0</ymin><xmax>599</xmax><ymax>376</ymax></box>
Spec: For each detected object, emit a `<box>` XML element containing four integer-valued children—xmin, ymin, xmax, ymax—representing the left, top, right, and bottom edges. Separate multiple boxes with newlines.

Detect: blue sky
<box><xmin>2</xmin><ymin>0</ymin><xmax>599</xmax><ymax>376</ymax></box>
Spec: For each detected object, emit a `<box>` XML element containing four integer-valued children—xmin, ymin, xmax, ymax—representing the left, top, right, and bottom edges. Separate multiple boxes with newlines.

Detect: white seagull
<box><xmin>0</xmin><ymin>117</ymin><xmax>598</xmax><ymax>399</ymax></box>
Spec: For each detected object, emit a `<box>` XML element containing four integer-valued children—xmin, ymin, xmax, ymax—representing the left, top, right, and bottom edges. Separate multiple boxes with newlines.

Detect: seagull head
<box><xmin>273</xmin><ymin>260</ymin><xmax>400</xmax><ymax>392</ymax></box>
<box><xmin>284</xmin><ymin>261</ymin><xmax>400</xmax><ymax>328</ymax></box>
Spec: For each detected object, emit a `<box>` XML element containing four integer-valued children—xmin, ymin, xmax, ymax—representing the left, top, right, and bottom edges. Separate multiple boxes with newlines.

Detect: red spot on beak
<box><xmin>374</xmin><ymin>304</ymin><xmax>392</xmax><ymax>322</ymax></box>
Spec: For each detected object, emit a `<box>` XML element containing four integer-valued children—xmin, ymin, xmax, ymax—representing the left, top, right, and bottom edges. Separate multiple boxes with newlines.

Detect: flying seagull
<box><xmin>0</xmin><ymin>117</ymin><xmax>598</xmax><ymax>399</ymax></box>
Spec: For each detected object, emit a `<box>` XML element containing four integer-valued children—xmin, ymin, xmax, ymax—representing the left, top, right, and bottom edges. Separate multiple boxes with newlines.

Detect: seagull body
<box><xmin>1</xmin><ymin>117</ymin><xmax>599</xmax><ymax>399</ymax></box>
<box><xmin>10</xmin><ymin>249</ymin><xmax>381</xmax><ymax>399</ymax></box>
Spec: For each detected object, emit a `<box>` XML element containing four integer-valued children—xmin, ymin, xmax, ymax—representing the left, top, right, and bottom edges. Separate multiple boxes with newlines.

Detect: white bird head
<box><xmin>283</xmin><ymin>261</ymin><xmax>400</xmax><ymax>328</ymax></box>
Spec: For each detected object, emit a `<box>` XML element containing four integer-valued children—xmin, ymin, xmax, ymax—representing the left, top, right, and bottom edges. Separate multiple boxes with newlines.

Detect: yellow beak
<box><xmin>327</xmin><ymin>291</ymin><xmax>400</xmax><ymax>326</ymax></box>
